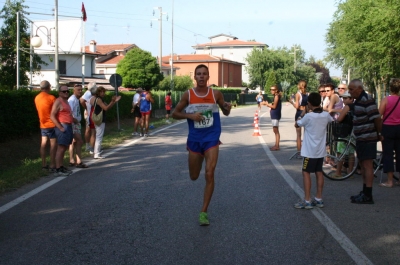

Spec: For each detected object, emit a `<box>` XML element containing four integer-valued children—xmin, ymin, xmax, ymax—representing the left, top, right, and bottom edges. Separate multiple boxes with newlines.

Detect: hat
<box><xmin>88</xmin><ymin>82</ymin><xmax>97</xmax><ymax>95</ymax></box>
<box><xmin>341</xmin><ymin>91</ymin><xmax>351</xmax><ymax>98</ymax></box>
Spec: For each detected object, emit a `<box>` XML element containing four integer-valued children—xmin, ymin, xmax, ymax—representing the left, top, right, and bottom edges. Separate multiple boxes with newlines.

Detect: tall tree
<box><xmin>116</xmin><ymin>48</ymin><xmax>163</xmax><ymax>89</ymax></box>
<box><xmin>326</xmin><ymin>0</ymin><xmax>400</xmax><ymax>102</ymax></box>
<box><xmin>0</xmin><ymin>0</ymin><xmax>45</xmax><ymax>90</ymax></box>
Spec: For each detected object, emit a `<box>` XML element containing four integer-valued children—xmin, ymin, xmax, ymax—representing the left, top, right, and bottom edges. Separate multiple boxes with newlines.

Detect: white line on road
<box><xmin>0</xmin><ymin>121</ymin><xmax>186</xmax><ymax>215</ymax></box>
<box><xmin>258</xmin><ymin>136</ymin><xmax>374</xmax><ymax>265</ymax></box>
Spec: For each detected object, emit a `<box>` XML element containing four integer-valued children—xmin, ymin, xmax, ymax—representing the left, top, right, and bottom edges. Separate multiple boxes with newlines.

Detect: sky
<box><xmin>1</xmin><ymin>0</ymin><xmax>342</xmax><ymax>77</ymax></box>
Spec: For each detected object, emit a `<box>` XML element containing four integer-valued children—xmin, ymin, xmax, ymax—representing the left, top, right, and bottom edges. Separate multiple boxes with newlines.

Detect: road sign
<box><xmin>109</xmin><ymin>74</ymin><xmax>122</xmax><ymax>88</ymax></box>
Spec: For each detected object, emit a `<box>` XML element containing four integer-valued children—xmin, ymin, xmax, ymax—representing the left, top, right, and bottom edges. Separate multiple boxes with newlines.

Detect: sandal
<box><xmin>76</xmin><ymin>163</ymin><xmax>89</xmax><ymax>168</ymax></box>
<box><xmin>270</xmin><ymin>147</ymin><xmax>280</xmax><ymax>151</ymax></box>
<box><xmin>69</xmin><ymin>162</ymin><xmax>75</xmax><ymax>167</ymax></box>
<box><xmin>379</xmin><ymin>183</ymin><xmax>393</xmax><ymax>188</ymax></box>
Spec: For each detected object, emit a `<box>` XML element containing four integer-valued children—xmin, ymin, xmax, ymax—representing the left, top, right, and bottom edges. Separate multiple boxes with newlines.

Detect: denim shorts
<box><xmin>41</xmin><ymin>128</ymin><xmax>56</xmax><ymax>139</ymax></box>
<box><xmin>55</xmin><ymin>124</ymin><xmax>73</xmax><ymax>146</ymax></box>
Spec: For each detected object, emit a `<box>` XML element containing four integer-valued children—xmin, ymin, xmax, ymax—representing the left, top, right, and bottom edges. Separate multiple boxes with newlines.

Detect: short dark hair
<box><xmin>324</xmin><ymin>83</ymin><xmax>334</xmax><ymax>90</ymax></box>
<box><xmin>167</xmin><ymin>91</ymin><xmax>171</xmax><ymax>95</ymax></box>
<box><xmin>307</xmin><ymin>92</ymin><xmax>321</xmax><ymax>107</ymax></box>
<box><xmin>389</xmin><ymin>78</ymin><xmax>400</xmax><ymax>94</ymax></box>
<box><xmin>195</xmin><ymin>64</ymin><xmax>209</xmax><ymax>74</ymax></box>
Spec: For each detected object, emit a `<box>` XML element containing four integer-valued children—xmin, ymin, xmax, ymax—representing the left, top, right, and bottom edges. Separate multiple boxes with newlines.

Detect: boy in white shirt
<box><xmin>294</xmin><ymin>92</ymin><xmax>333</xmax><ymax>209</ymax></box>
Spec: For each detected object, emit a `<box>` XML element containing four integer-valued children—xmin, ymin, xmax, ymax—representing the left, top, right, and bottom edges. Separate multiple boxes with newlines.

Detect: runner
<box><xmin>172</xmin><ymin>64</ymin><xmax>231</xmax><ymax>226</ymax></box>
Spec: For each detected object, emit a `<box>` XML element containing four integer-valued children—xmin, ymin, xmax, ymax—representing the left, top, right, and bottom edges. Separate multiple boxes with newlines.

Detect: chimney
<box><xmin>177</xmin><ymin>55</ymin><xmax>180</xmax><ymax>61</ymax></box>
<box><xmin>89</xmin><ymin>40</ymin><xmax>97</xmax><ymax>52</ymax></box>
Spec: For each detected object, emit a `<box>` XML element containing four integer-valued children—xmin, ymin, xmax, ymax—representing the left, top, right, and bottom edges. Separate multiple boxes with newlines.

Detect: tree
<box><xmin>325</xmin><ymin>0</ymin><xmax>400</xmax><ymax>103</ymax></box>
<box><xmin>265</xmin><ymin>71</ymin><xmax>277</xmax><ymax>93</ymax></box>
<box><xmin>158</xmin><ymin>75</ymin><xmax>193</xmax><ymax>91</ymax></box>
<box><xmin>116</xmin><ymin>48</ymin><xmax>163</xmax><ymax>89</ymax></box>
<box><xmin>0</xmin><ymin>0</ymin><xmax>45</xmax><ymax>90</ymax></box>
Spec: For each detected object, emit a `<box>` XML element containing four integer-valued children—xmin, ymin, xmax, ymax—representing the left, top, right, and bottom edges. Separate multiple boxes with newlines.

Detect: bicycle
<box><xmin>323</xmin><ymin>122</ymin><xmax>358</xmax><ymax>181</ymax></box>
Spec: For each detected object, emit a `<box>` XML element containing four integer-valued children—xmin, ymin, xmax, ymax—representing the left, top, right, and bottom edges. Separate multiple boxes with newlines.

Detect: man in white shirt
<box><xmin>80</xmin><ymin>82</ymin><xmax>97</xmax><ymax>152</ymax></box>
<box><xmin>68</xmin><ymin>84</ymin><xmax>88</xmax><ymax>168</ymax></box>
<box><xmin>131</xmin><ymin>87</ymin><xmax>143</xmax><ymax>136</ymax></box>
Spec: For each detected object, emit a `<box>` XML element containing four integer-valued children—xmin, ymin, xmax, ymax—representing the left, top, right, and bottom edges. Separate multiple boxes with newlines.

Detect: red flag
<box><xmin>81</xmin><ymin>3</ymin><xmax>87</xmax><ymax>22</ymax></box>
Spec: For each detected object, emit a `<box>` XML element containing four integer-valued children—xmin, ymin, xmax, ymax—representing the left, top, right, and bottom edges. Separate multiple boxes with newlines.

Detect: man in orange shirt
<box><xmin>34</xmin><ymin>80</ymin><xmax>57</xmax><ymax>172</ymax></box>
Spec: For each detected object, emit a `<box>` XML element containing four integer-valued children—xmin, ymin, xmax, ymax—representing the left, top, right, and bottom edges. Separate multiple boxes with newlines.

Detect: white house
<box><xmin>192</xmin><ymin>33</ymin><xmax>268</xmax><ymax>84</ymax></box>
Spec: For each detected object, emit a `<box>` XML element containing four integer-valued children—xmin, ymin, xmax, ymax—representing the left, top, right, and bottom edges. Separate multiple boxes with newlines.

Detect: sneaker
<box><xmin>311</xmin><ymin>198</ymin><xmax>324</xmax><ymax>208</ymax></box>
<box><xmin>294</xmin><ymin>200</ymin><xmax>313</xmax><ymax>209</ymax></box>
<box><xmin>89</xmin><ymin>148</ymin><xmax>94</xmax><ymax>154</ymax></box>
<box><xmin>350</xmin><ymin>191</ymin><xmax>363</xmax><ymax>200</ymax></box>
<box><xmin>199</xmin><ymin>212</ymin><xmax>210</xmax><ymax>226</ymax></box>
<box><xmin>139</xmin><ymin>133</ymin><xmax>144</xmax><ymax>137</ymax></box>
<box><xmin>132</xmin><ymin>132</ymin><xmax>139</xmax><ymax>136</ymax></box>
<box><xmin>94</xmin><ymin>156</ymin><xmax>105</xmax><ymax>159</ymax></box>
<box><xmin>166</xmin><ymin>120</ymin><xmax>171</xmax><ymax>124</ymax></box>
<box><xmin>49</xmin><ymin>168</ymin><xmax>57</xmax><ymax>173</ymax></box>
<box><xmin>56</xmin><ymin>167</ymin><xmax>71</xmax><ymax>176</ymax></box>
<box><xmin>351</xmin><ymin>193</ymin><xmax>374</xmax><ymax>204</ymax></box>
<box><xmin>144</xmin><ymin>133</ymin><xmax>149</xmax><ymax>138</ymax></box>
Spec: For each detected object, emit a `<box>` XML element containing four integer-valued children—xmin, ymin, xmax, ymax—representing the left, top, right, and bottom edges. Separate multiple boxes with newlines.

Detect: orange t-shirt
<box><xmin>34</xmin><ymin>91</ymin><xmax>56</xmax><ymax>128</ymax></box>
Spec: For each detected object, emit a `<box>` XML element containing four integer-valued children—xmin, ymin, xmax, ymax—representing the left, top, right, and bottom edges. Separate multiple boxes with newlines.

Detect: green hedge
<box><xmin>0</xmin><ymin>89</ymin><xmax>239</xmax><ymax>141</ymax></box>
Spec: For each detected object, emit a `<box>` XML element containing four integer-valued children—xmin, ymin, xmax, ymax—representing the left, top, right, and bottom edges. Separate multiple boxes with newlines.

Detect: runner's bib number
<box><xmin>194</xmin><ymin>109</ymin><xmax>213</xmax><ymax>128</ymax></box>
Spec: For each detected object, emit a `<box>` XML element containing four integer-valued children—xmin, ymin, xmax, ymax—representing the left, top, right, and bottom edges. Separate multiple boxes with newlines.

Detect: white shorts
<box><xmin>271</xmin><ymin>119</ymin><xmax>279</xmax><ymax>127</ymax></box>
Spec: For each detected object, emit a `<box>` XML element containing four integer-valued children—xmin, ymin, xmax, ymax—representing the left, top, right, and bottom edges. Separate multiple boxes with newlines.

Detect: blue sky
<box><xmin>2</xmin><ymin>0</ymin><xmax>342</xmax><ymax>76</ymax></box>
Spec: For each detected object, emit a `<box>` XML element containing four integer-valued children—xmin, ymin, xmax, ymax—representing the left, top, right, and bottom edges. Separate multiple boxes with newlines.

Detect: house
<box><xmin>192</xmin><ymin>33</ymin><xmax>268</xmax><ymax>84</ymax></box>
<box><xmin>86</xmin><ymin>41</ymin><xmax>138</xmax><ymax>80</ymax></box>
<box><xmin>162</xmin><ymin>54</ymin><xmax>244</xmax><ymax>87</ymax></box>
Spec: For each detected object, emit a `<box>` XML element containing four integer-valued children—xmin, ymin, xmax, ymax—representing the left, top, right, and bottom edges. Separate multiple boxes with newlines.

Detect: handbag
<box><xmin>92</xmin><ymin>97</ymin><xmax>103</xmax><ymax>125</ymax></box>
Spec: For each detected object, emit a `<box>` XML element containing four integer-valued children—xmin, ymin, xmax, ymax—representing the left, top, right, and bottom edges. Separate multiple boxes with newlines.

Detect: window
<box><xmin>99</xmin><ymin>70</ymin><xmax>104</xmax><ymax>74</ymax></box>
<box><xmin>59</xmin><ymin>60</ymin><xmax>66</xmax><ymax>75</ymax></box>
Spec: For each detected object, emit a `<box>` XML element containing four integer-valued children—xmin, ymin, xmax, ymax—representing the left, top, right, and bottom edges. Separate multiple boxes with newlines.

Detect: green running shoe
<box><xmin>199</xmin><ymin>212</ymin><xmax>210</xmax><ymax>226</ymax></box>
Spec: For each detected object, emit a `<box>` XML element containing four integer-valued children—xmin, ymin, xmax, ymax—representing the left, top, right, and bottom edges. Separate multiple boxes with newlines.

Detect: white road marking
<box><xmin>258</xmin><ymin>136</ymin><xmax>374</xmax><ymax>265</ymax></box>
<box><xmin>0</xmin><ymin>121</ymin><xmax>186</xmax><ymax>215</ymax></box>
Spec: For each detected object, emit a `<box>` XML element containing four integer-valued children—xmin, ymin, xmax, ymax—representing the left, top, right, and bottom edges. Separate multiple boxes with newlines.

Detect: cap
<box><xmin>341</xmin><ymin>91</ymin><xmax>351</xmax><ymax>98</ymax></box>
<box><xmin>87</xmin><ymin>82</ymin><xmax>97</xmax><ymax>95</ymax></box>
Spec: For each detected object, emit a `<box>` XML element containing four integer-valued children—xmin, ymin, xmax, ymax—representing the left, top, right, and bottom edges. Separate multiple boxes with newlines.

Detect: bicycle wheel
<box><xmin>323</xmin><ymin>139</ymin><xmax>358</xmax><ymax>181</ymax></box>
<box><xmin>373</xmin><ymin>151</ymin><xmax>383</xmax><ymax>178</ymax></box>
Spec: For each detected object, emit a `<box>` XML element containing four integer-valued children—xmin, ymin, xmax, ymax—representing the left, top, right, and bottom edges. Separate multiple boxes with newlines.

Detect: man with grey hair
<box><xmin>80</xmin><ymin>82</ymin><xmax>97</xmax><ymax>153</ymax></box>
<box><xmin>34</xmin><ymin>80</ymin><xmax>57</xmax><ymax>172</ymax></box>
<box><xmin>348</xmin><ymin>79</ymin><xmax>382</xmax><ymax>204</ymax></box>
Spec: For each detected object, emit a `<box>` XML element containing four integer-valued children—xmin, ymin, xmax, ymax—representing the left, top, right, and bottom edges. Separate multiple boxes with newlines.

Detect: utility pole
<box><xmin>153</xmin><ymin>7</ymin><xmax>167</xmax><ymax>72</ymax></box>
<box><xmin>290</xmin><ymin>45</ymin><xmax>299</xmax><ymax>73</ymax></box>
<box><xmin>170</xmin><ymin>0</ymin><xmax>174</xmax><ymax>90</ymax></box>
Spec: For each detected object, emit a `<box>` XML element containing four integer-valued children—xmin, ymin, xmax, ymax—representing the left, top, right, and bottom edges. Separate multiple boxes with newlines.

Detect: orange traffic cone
<box><xmin>253</xmin><ymin>116</ymin><xmax>259</xmax><ymax>127</ymax></box>
<box><xmin>253</xmin><ymin>123</ymin><xmax>261</xmax><ymax>136</ymax></box>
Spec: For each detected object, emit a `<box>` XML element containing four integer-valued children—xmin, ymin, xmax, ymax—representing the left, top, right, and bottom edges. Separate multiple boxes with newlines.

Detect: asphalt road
<box><xmin>0</xmin><ymin>104</ymin><xmax>399</xmax><ymax>265</ymax></box>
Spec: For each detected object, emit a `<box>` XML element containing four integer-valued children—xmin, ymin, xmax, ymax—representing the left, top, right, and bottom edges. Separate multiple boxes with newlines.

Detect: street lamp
<box><xmin>30</xmin><ymin>26</ymin><xmax>52</xmax><ymax>48</ymax></box>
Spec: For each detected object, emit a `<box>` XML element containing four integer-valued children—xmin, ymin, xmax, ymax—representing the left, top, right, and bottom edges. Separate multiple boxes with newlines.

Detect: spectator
<box><xmin>165</xmin><ymin>91</ymin><xmax>173</xmax><ymax>123</ymax></box>
<box><xmin>348</xmin><ymin>79</ymin><xmax>382</xmax><ymax>204</ymax></box>
<box><xmin>34</xmin><ymin>80</ymin><xmax>57</xmax><ymax>172</ymax></box>
<box><xmin>80</xmin><ymin>82</ymin><xmax>97</xmax><ymax>153</ymax></box>
<box><xmin>337</xmin><ymin>84</ymin><xmax>347</xmax><ymax>97</ymax></box>
<box><xmin>264</xmin><ymin>85</ymin><xmax>282</xmax><ymax>151</ymax></box>
<box><xmin>131</xmin><ymin>87</ymin><xmax>143</xmax><ymax>136</ymax></box>
<box><xmin>50</xmin><ymin>85</ymin><xmax>74</xmax><ymax>176</ymax></box>
<box><xmin>318</xmin><ymin>85</ymin><xmax>326</xmax><ymax>107</ymax></box>
<box><xmin>290</xmin><ymin>80</ymin><xmax>308</xmax><ymax>156</ymax></box>
<box><xmin>378</xmin><ymin>78</ymin><xmax>400</xmax><ymax>187</ymax></box>
<box><xmin>68</xmin><ymin>84</ymin><xmax>88</xmax><ymax>168</ymax></box>
<box><xmin>172</xmin><ymin>64</ymin><xmax>231</xmax><ymax>226</ymax></box>
<box><xmin>294</xmin><ymin>92</ymin><xmax>333</xmax><ymax>209</ymax></box>
<box><xmin>327</xmin><ymin>83</ymin><xmax>344</xmax><ymax>119</ymax></box>
<box><xmin>89</xmin><ymin>86</ymin><xmax>121</xmax><ymax>159</ymax></box>
<box><xmin>140</xmin><ymin>87</ymin><xmax>155</xmax><ymax>137</ymax></box>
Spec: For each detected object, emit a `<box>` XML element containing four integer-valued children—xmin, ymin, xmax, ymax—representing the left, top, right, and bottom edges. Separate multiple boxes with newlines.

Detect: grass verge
<box><xmin>0</xmin><ymin>117</ymin><xmax>173</xmax><ymax>195</ymax></box>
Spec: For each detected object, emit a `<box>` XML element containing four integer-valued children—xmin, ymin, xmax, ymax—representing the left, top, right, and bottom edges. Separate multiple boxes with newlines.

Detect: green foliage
<box><xmin>265</xmin><ymin>71</ymin><xmax>277</xmax><ymax>93</ymax></box>
<box><xmin>325</xmin><ymin>0</ymin><xmax>400</xmax><ymax>102</ymax></box>
<box><xmin>116</xmin><ymin>48</ymin><xmax>163</xmax><ymax>89</ymax></box>
<box><xmin>0</xmin><ymin>0</ymin><xmax>46</xmax><ymax>90</ymax></box>
<box><xmin>158</xmin><ymin>75</ymin><xmax>193</xmax><ymax>91</ymax></box>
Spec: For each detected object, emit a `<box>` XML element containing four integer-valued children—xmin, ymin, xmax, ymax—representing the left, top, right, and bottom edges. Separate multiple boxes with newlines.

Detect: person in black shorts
<box><xmin>294</xmin><ymin>92</ymin><xmax>333</xmax><ymax>209</ymax></box>
<box><xmin>131</xmin><ymin>88</ymin><xmax>143</xmax><ymax>136</ymax></box>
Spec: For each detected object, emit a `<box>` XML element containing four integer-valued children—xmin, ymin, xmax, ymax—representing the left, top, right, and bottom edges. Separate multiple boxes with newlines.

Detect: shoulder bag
<box><xmin>92</xmin><ymin>97</ymin><xmax>103</xmax><ymax>126</ymax></box>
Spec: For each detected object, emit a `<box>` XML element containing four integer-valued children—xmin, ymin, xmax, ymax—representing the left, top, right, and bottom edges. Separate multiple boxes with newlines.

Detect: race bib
<box><xmin>194</xmin><ymin>109</ymin><xmax>213</xmax><ymax>128</ymax></box>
